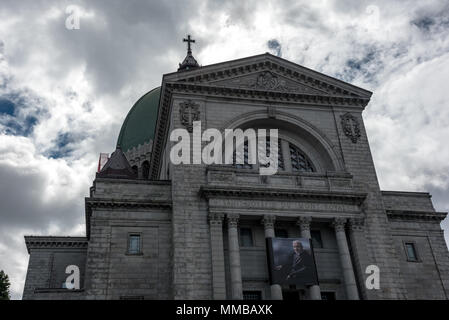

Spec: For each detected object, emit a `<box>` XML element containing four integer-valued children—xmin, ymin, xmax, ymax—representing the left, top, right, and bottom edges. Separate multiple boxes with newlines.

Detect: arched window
<box><xmin>142</xmin><ymin>161</ymin><xmax>150</xmax><ymax>179</ymax></box>
<box><xmin>132</xmin><ymin>165</ymin><xmax>138</xmax><ymax>176</ymax></box>
<box><xmin>233</xmin><ymin>140</ymin><xmax>253</xmax><ymax>169</ymax></box>
<box><xmin>231</xmin><ymin>139</ymin><xmax>314</xmax><ymax>173</ymax></box>
<box><xmin>289</xmin><ymin>143</ymin><xmax>315</xmax><ymax>172</ymax></box>
<box><xmin>260</xmin><ymin>138</ymin><xmax>284</xmax><ymax>170</ymax></box>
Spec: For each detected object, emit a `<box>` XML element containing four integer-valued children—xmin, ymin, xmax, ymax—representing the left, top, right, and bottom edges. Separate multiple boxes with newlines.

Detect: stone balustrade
<box><xmin>206</xmin><ymin>165</ymin><xmax>353</xmax><ymax>192</ymax></box>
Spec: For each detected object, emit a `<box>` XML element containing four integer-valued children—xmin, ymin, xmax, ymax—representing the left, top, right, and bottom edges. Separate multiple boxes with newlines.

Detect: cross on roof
<box><xmin>183</xmin><ymin>35</ymin><xmax>195</xmax><ymax>54</ymax></box>
<box><xmin>178</xmin><ymin>34</ymin><xmax>200</xmax><ymax>71</ymax></box>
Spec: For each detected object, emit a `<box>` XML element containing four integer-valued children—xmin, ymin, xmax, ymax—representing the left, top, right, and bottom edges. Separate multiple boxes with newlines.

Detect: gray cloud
<box><xmin>267</xmin><ymin>39</ymin><xmax>282</xmax><ymax>57</ymax></box>
<box><xmin>0</xmin><ymin>158</ymin><xmax>88</xmax><ymax>230</ymax></box>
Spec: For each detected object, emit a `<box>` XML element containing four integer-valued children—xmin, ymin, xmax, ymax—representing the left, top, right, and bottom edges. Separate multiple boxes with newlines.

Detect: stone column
<box><xmin>262</xmin><ymin>215</ymin><xmax>283</xmax><ymax>300</ymax></box>
<box><xmin>208</xmin><ymin>213</ymin><xmax>226</xmax><ymax>299</ymax></box>
<box><xmin>348</xmin><ymin>217</ymin><xmax>373</xmax><ymax>300</ymax></box>
<box><xmin>297</xmin><ymin>216</ymin><xmax>321</xmax><ymax>300</ymax></box>
<box><xmin>227</xmin><ymin>213</ymin><xmax>243</xmax><ymax>300</ymax></box>
<box><xmin>332</xmin><ymin>218</ymin><xmax>359</xmax><ymax>300</ymax></box>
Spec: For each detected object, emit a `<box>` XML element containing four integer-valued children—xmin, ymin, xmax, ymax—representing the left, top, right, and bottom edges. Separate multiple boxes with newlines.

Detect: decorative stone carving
<box><xmin>348</xmin><ymin>217</ymin><xmax>365</xmax><ymax>231</ymax></box>
<box><xmin>179</xmin><ymin>100</ymin><xmax>200</xmax><ymax>132</ymax></box>
<box><xmin>227</xmin><ymin>213</ymin><xmax>240</xmax><ymax>228</ymax></box>
<box><xmin>267</xmin><ymin>105</ymin><xmax>276</xmax><ymax>118</ymax></box>
<box><xmin>207</xmin><ymin>197</ymin><xmax>361</xmax><ymax>213</ymax></box>
<box><xmin>340</xmin><ymin>113</ymin><xmax>361</xmax><ymax>143</ymax></box>
<box><xmin>297</xmin><ymin>216</ymin><xmax>312</xmax><ymax>232</ymax></box>
<box><xmin>332</xmin><ymin>217</ymin><xmax>347</xmax><ymax>232</ymax></box>
<box><xmin>251</xmin><ymin>71</ymin><xmax>321</xmax><ymax>93</ymax></box>
<box><xmin>214</xmin><ymin>71</ymin><xmax>324</xmax><ymax>94</ymax></box>
<box><xmin>208</xmin><ymin>213</ymin><xmax>224</xmax><ymax>226</ymax></box>
<box><xmin>254</xmin><ymin>71</ymin><xmax>287</xmax><ymax>90</ymax></box>
<box><xmin>262</xmin><ymin>215</ymin><xmax>276</xmax><ymax>229</ymax></box>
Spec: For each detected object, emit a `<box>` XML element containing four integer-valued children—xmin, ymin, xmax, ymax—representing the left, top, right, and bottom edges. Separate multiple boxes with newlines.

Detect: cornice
<box><xmin>200</xmin><ymin>185</ymin><xmax>366</xmax><ymax>205</ymax></box>
<box><xmin>381</xmin><ymin>190</ymin><xmax>431</xmax><ymax>197</ymax></box>
<box><xmin>149</xmin><ymin>84</ymin><xmax>173</xmax><ymax>180</ymax></box>
<box><xmin>24</xmin><ymin>236</ymin><xmax>88</xmax><ymax>253</ymax></box>
<box><xmin>165</xmin><ymin>82</ymin><xmax>370</xmax><ymax>107</ymax></box>
<box><xmin>386</xmin><ymin>210</ymin><xmax>447</xmax><ymax>222</ymax></box>
<box><xmin>85</xmin><ymin>198</ymin><xmax>172</xmax><ymax>209</ymax></box>
<box><xmin>94</xmin><ymin>178</ymin><xmax>171</xmax><ymax>185</ymax></box>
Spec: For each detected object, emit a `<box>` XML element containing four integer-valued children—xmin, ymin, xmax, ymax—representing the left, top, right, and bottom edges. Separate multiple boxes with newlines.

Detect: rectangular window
<box><xmin>405</xmin><ymin>242</ymin><xmax>418</xmax><ymax>261</ymax></box>
<box><xmin>311</xmin><ymin>230</ymin><xmax>323</xmax><ymax>248</ymax></box>
<box><xmin>128</xmin><ymin>234</ymin><xmax>141</xmax><ymax>254</ymax></box>
<box><xmin>243</xmin><ymin>291</ymin><xmax>262</xmax><ymax>300</ymax></box>
<box><xmin>239</xmin><ymin>228</ymin><xmax>254</xmax><ymax>247</ymax></box>
<box><xmin>275</xmin><ymin>228</ymin><xmax>288</xmax><ymax>238</ymax></box>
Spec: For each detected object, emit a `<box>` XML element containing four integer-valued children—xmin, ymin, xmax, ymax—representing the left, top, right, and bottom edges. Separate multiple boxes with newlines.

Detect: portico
<box><xmin>203</xmin><ymin>165</ymin><xmax>366</xmax><ymax>300</ymax></box>
<box><xmin>208</xmin><ymin>212</ymin><xmax>363</xmax><ymax>300</ymax></box>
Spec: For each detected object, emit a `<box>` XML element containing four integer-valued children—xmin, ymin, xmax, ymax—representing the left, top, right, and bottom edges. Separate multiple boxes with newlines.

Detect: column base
<box><xmin>309</xmin><ymin>285</ymin><xmax>321</xmax><ymax>300</ymax></box>
<box><xmin>270</xmin><ymin>284</ymin><xmax>283</xmax><ymax>300</ymax></box>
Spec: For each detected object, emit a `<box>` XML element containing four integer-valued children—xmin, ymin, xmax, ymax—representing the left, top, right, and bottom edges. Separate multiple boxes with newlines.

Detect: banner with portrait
<box><xmin>266</xmin><ymin>237</ymin><xmax>319</xmax><ymax>286</ymax></box>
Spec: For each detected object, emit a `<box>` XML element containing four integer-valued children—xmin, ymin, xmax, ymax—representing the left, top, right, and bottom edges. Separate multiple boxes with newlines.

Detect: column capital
<box><xmin>348</xmin><ymin>217</ymin><xmax>365</xmax><ymax>231</ymax></box>
<box><xmin>227</xmin><ymin>213</ymin><xmax>240</xmax><ymax>228</ymax></box>
<box><xmin>208</xmin><ymin>213</ymin><xmax>224</xmax><ymax>226</ymax></box>
<box><xmin>296</xmin><ymin>216</ymin><xmax>312</xmax><ymax>232</ymax></box>
<box><xmin>332</xmin><ymin>217</ymin><xmax>347</xmax><ymax>232</ymax></box>
<box><xmin>261</xmin><ymin>215</ymin><xmax>276</xmax><ymax>229</ymax></box>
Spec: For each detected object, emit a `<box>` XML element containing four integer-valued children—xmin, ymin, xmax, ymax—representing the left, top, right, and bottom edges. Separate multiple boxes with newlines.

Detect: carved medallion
<box><xmin>211</xmin><ymin>71</ymin><xmax>325</xmax><ymax>94</ymax></box>
<box><xmin>340</xmin><ymin>112</ymin><xmax>361</xmax><ymax>143</ymax></box>
<box><xmin>179</xmin><ymin>100</ymin><xmax>200</xmax><ymax>132</ymax></box>
<box><xmin>251</xmin><ymin>71</ymin><xmax>291</xmax><ymax>91</ymax></box>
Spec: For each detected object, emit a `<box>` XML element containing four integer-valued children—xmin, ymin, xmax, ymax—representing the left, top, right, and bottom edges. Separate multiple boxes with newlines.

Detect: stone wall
<box><xmin>383</xmin><ymin>191</ymin><xmax>449</xmax><ymax>299</ymax></box>
<box><xmin>382</xmin><ymin>191</ymin><xmax>435</xmax><ymax>211</ymax></box>
<box><xmin>84</xmin><ymin>178</ymin><xmax>173</xmax><ymax>299</ymax></box>
<box><xmin>23</xmin><ymin>237</ymin><xmax>87</xmax><ymax>300</ymax></box>
<box><xmin>388</xmin><ymin>216</ymin><xmax>449</xmax><ymax>299</ymax></box>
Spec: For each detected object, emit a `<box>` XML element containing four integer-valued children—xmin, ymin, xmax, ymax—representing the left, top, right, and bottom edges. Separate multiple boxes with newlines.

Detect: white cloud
<box><xmin>0</xmin><ymin>135</ymin><xmax>93</xmax><ymax>299</ymax></box>
<box><xmin>367</xmin><ymin>53</ymin><xmax>449</xmax><ymax>190</ymax></box>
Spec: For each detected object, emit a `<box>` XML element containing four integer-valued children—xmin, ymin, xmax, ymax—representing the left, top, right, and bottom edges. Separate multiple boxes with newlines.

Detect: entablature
<box><xmin>24</xmin><ymin>236</ymin><xmax>88</xmax><ymax>254</ymax></box>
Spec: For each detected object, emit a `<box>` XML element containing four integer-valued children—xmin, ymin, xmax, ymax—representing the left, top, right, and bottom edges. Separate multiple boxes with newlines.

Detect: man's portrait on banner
<box><xmin>268</xmin><ymin>238</ymin><xmax>318</xmax><ymax>286</ymax></box>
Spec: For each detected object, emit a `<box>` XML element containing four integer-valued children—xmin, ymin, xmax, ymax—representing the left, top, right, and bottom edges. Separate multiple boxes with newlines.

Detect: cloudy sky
<box><xmin>0</xmin><ymin>0</ymin><xmax>448</xmax><ymax>299</ymax></box>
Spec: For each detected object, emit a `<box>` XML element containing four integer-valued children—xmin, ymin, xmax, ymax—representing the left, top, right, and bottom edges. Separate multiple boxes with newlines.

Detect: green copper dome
<box><xmin>117</xmin><ymin>87</ymin><xmax>161</xmax><ymax>152</ymax></box>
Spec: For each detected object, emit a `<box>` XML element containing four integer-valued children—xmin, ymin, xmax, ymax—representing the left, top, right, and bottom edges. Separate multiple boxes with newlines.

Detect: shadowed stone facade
<box><xmin>23</xmin><ymin>53</ymin><xmax>449</xmax><ymax>300</ymax></box>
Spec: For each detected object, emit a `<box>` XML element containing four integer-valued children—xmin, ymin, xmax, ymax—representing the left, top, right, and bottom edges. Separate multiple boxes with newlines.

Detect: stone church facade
<box><xmin>23</xmin><ymin>50</ymin><xmax>449</xmax><ymax>300</ymax></box>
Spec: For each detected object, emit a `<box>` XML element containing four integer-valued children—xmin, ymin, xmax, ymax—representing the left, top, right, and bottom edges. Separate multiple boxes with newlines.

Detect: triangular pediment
<box><xmin>164</xmin><ymin>53</ymin><xmax>372</xmax><ymax>99</ymax></box>
<box><xmin>207</xmin><ymin>70</ymin><xmax>327</xmax><ymax>95</ymax></box>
